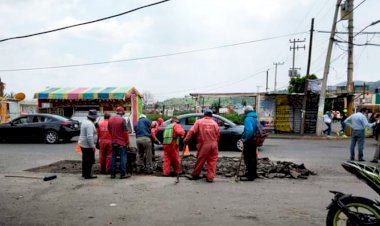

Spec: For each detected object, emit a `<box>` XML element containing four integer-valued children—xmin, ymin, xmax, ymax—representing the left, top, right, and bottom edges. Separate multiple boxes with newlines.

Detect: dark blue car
<box><xmin>0</xmin><ymin>113</ymin><xmax>80</xmax><ymax>144</ymax></box>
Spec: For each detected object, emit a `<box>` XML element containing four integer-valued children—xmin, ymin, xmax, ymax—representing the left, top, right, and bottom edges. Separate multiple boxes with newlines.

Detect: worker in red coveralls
<box><xmin>96</xmin><ymin>112</ymin><xmax>112</xmax><ymax>174</ymax></box>
<box><xmin>150</xmin><ymin>119</ymin><xmax>162</xmax><ymax>161</ymax></box>
<box><xmin>162</xmin><ymin>116</ymin><xmax>185</xmax><ymax>176</ymax></box>
<box><xmin>184</xmin><ymin>109</ymin><xmax>219</xmax><ymax>183</ymax></box>
<box><xmin>108</xmin><ymin>106</ymin><xmax>130</xmax><ymax>179</ymax></box>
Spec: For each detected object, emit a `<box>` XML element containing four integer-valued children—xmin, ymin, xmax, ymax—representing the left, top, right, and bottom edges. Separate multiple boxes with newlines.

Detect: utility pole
<box><xmin>273</xmin><ymin>62</ymin><xmax>284</xmax><ymax>92</ymax></box>
<box><xmin>266</xmin><ymin>69</ymin><xmax>270</xmax><ymax>93</ymax></box>
<box><xmin>289</xmin><ymin>38</ymin><xmax>306</xmax><ymax>78</ymax></box>
<box><xmin>347</xmin><ymin>0</ymin><xmax>354</xmax><ymax>130</ymax></box>
<box><xmin>301</xmin><ymin>18</ymin><xmax>315</xmax><ymax>135</ymax></box>
<box><xmin>316</xmin><ymin>0</ymin><xmax>342</xmax><ymax>136</ymax></box>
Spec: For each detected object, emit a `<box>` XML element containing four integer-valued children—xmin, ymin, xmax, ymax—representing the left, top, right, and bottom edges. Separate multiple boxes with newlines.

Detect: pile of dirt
<box><xmin>27</xmin><ymin>155</ymin><xmax>316</xmax><ymax>179</ymax></box>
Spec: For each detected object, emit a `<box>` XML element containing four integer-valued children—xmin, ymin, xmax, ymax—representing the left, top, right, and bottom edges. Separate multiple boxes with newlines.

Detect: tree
<box><xmin>0</xmin><ymin>77</ymin><xmax>5</xmax><ymax>97</ymax></box>
<box><xmin>288</xmin><ymin>74</ymin><xmax>318</xmax><ymax>93</ymax></box>
<box><xmin>142</xmin><ymin>91</ymin><xmax>155</xmax><ymax>106</ymax></box>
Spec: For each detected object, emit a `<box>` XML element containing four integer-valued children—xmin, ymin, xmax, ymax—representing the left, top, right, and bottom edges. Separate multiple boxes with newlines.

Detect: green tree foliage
<box><xmin>288</xmin><ymin>74</ymin><xmax>318</xmax><ymax>93</ymax></box>
<box><xmin>222</xmin><ymin>112</ymin><xmax>245</xmax><ymax>125</ymax></box>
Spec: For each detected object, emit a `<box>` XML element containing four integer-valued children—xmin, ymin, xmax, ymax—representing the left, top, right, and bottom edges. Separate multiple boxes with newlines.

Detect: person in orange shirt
<box><xmin>150</xmin><ymin>119</ymin><xmax>163</xmax><ymax>161</ymax></box>
<box><xmin>96</xmin><ymin>112</ymin><xmax>112</xmax><ymax>174</ymax></box>
<box><xmin>184</xmin><ymin>109</ymin><xmax>219</xmax><ymax>182</ymax></box>
<box><xmin>162</xmin><ymin>117</ymin><xmax>185</xmax><ymax>176</ymax></box>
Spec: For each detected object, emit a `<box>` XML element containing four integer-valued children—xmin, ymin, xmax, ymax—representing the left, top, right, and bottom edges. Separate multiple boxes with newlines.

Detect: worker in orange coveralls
<box><xmin>150</xmin><ymin>117</ymin><xmax>164</xmax><ymax>161</ymax></box>
<box><xmin>184</xmin><ymin>109</ymin><xmax>220</xmax><ymax>182</ymax></box>
<box><xmin>162</xmin><ymin>116</ymin><xmax>185</xmax><ymax>176</ymax></box>
<box><xmin>96</xmin><ymin>112</ymin><xmax>112</xmax><ymax>174</ymax></box>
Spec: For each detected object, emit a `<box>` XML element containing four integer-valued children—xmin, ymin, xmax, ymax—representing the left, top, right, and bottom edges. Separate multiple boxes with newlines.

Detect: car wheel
<box><xmin>236</xmin><ymin>138</ymin><xmax>244</xmax><ymax>152</ymax></box>
<box><xmin>45</xmin><ymin>130</ymin><xmax>59</xmax><ymax>144</ymax></box>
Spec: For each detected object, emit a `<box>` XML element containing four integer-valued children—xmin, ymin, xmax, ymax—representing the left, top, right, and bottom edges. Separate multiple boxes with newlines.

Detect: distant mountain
<box><xmin>334</xmin><ymin>80</ymin><xmax>380</xmax><ymax>93</ymax></box>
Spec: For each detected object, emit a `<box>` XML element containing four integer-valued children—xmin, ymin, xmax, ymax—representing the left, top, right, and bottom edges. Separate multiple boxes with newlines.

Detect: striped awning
<box><xmin>35</xmin><ymin>87</ymin><xmax>142</xmax><ymax>100</ymax></box>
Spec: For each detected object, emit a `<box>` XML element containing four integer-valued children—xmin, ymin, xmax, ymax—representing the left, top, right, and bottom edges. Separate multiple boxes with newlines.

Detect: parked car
<box><xmin>156</xmin><ymin>113</ymin><xmax>246</xmax><ymax>151</ymax></box>
<box><xmin>0</xmin><ymin>113</ymin><xmax>80</xmax><ymax>144</ymax></box>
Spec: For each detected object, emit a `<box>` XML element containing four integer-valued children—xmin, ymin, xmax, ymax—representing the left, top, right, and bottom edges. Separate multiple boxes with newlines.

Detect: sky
<box><xmin>0</xmin><ymin>0</ymin><xmax>379</xmax><ymax>102</ymax></box>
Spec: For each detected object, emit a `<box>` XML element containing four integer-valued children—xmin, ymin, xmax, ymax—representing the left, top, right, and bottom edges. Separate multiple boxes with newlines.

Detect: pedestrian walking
<box><xmin>370</xmin><ymin>113</ymin><xmax>380</xmax><ymax>163</ymax></box>
<box><xmin>337</xmin><ymin>111</ymin><xmax>347</xmax><ymax>138</ymax></box>
<box><xmin>344</xmin><ymin>108</ymin><xmax>375</xmax><ymax>161</ymax></box>
<box><xmin>96</xmin><ymin>112</ymin><xmax>112</xmax><ymax>174</ymax></box>
<box><xmin>184</xmin><ymin>109</ymin><xmax>219</xmax><ymax>183</ymax></box>
<box><xmin>78</xmin><ymin>109</ymin><xmax>98</xmax><ymax>179</ymax></box>
<box><xmin>135</xmin><ymin>114</ymin><xmax>153</xmax><ymax>174</ymax></box>
<box><xmin>108</xmin><ymin>106</ymin><xmax>130</xmax><ymax>179</ymax></box>
<box><xmin>162</xmin><ymin>117</ymin><xmax>185</xmax><ymax>176</ymax></box>
<box><xmin>240</xmin><ymin>105</ymin><xmax>259</xmax><ymax>181</ymax></box>
<box><xmin>323</xmin><ymin>111</ymin><xmax>332</xmax><ymax>136</ymax></box>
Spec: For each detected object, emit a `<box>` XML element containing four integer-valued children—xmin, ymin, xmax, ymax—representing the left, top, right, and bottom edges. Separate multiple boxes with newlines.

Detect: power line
<box><xmin>0</xmin><ymin>0</ymin><xmax>170</xmax><ymax>43</ymax></box>
<box><xmin>156</xmin><ymin>67</ymin><xmax>272</xmax><ymax>96</ymax></box>
<box><xmin>333</xmin><ymin>38</ymin><xmax>380</xmax><ymax>47</ymax></box>
<box><xmin>316</xmin><ymin>30</ymin><xmax>380</xmax><ymax>35</ymax></box>
<box><xmin>0</xmin><ymin>32</ymin><xmax>307</xmax><ymax>72</ymax></box>
<box><xmin>353</xmin><ymin>19</ymin><xmax>380</xmax><ymax>38</ymax></box>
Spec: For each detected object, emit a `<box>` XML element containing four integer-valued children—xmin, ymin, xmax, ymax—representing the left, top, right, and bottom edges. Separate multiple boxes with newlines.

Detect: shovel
<box><xmin>5</xmin><ymin>175</ymin><xmax>57</xmax><ymax>181</ymax></box>
<box><xmin>235</xmin><ymin>144</ymin><xmax>244</xmax><ymax>182</ymax></box>
<box><xmin>175</xmin><ymin>144</ymin><xmax>190</xmax><ymax>184</ymax></box>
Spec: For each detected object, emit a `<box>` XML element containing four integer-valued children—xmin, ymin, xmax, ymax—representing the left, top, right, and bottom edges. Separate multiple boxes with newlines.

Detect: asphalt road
<box><xmin>0</xmin><ymin>137</ymin><xmax>379</xmax><ymax>226</ymax></box>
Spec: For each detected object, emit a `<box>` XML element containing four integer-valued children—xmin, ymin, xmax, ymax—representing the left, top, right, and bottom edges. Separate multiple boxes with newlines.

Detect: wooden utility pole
<box><xmin>289</xmin><ymin>38</ymin><xmax>306</xmax><ymax>77</ymax></box>
<box><xmin>346</xmin><ymin>0</ymin><xmax>354</xmax><ymax>132</ymax></box>
<box><xmin>316</xmin><ymin>0</ymin><xmax>342</xmax><ymax>136</ymax></box>
<box><xmin>273</xmin><ymin>62</ymin><xmax>284</xmax><ymax>92</ymax></box>
<box><xmin>300</xmin><ymin>18</ymin><xmax>315</xmax><ymax>134</ymax></box>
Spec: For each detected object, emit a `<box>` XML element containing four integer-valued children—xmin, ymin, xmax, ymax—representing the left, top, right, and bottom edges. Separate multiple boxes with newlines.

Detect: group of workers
<box><xmin>78</xmin><ymin>105</ymin><xmax>260</xmax><ymax>182</ymax></box>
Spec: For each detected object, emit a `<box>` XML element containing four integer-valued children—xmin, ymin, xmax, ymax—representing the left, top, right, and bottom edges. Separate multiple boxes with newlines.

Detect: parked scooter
<box><xmin>326</xmin><ymin>161</ymin><xmax>380</xmax><ymax>225</ymax></box>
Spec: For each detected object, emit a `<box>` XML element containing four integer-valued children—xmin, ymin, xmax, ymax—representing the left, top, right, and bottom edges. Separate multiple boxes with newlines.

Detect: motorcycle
<box><xmin>326</xmin><ymin>161</ymin><xmax>380</xmax><ymax>225</ymax></box>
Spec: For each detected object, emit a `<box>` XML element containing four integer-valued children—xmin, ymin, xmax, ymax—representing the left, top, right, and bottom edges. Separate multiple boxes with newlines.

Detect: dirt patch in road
<box><xmin>26</xmin><ymin>155</ymin><xmax>316</xmax><ymax>179</ymax></box>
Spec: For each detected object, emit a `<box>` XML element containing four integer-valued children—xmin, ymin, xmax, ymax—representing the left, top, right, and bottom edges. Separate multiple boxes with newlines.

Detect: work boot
<box><xmin>120</xmin><ymin>175</ymin><xmax>131</xmax><ymax>179</ymax></box>
<box><xmin>240</xmin><ymin>176</ymin><xmax>254</xmax><ymax>181</ymax></box>
<box><xmin>84</xmin><ymin>176</ymin><xmax>97</xmax><ymax>179</ymax></box>
<box><xmin>185</xmin><ymin>175</ymin><xmax>202</xmax><ymax>180</ymax></box>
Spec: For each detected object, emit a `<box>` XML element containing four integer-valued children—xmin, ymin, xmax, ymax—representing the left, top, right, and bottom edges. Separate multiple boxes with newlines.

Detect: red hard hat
<box><xmin>116</xmin><ymin>106</ymin><xmax>125</xmax><ymax>113</ymax></box>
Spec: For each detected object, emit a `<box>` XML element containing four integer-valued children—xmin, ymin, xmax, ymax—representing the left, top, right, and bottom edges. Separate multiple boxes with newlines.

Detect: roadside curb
<box><xmin>267</xmin><ymin>135</ymin><xmax>346</xmax><ymax>140</ymax></box>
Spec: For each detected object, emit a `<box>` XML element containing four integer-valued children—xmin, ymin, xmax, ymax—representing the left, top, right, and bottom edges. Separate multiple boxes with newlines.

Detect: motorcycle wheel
<box><xmin>326</xmin><ymin>196</ymin><xmax>380</xmax><ymax>226</ymax></box>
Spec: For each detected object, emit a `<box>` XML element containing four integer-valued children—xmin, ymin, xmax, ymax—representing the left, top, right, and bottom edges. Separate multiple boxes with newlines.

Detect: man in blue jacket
<box><xmin>134</xmin><ymin>114</ymin><xmax>153</xmax><ymax>173</ymax></box>
<box><xmin>241</xmin><ymin>105</ymin><xmax>258</xmax><ymax>181</ymax></box>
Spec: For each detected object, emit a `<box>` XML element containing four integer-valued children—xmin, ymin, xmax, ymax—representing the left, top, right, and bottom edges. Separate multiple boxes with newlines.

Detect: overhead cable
<box><xmin>316</xmin><ymin>30</ymin><xmax>380</xmax><ymax>35</ymax></box>
<box><xmin>0</xmin><ymin>32</ymin><xmax>307</xmax><ymax>72</ymax></box>
<box><xmin>353</xmin><ymin>19</ymin><xmax>380</xmax><ymax>38</ymax></box>
<box><xmin>0</xmin><ymin>0</ymin><xmax>170</xmax><ymax>43</ymax></box>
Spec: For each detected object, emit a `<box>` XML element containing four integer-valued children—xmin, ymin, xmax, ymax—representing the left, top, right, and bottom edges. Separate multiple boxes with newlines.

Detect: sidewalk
<box><xmin>268</xmin><ymin>133</ymin><xmax>346</xmax><ymax>140</ymax></box>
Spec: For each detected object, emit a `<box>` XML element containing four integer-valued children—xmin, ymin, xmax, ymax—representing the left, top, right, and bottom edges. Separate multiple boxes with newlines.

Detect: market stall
<box><xmin>34</xmin><ymin>87</ymin><xmax>143</xmax><ymax>125</ymax></box>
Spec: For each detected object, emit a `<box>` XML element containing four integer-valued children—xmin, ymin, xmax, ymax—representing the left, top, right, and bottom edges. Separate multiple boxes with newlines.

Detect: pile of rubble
<box><xmin>155</xmin><ymin>155</ymin><xmax>316</xmax><ymax>179</ymax></box>
<box><xmin>27</xmin><ymin>154</ymin><xmax>316</xmax><ymax>180</ymax></box>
